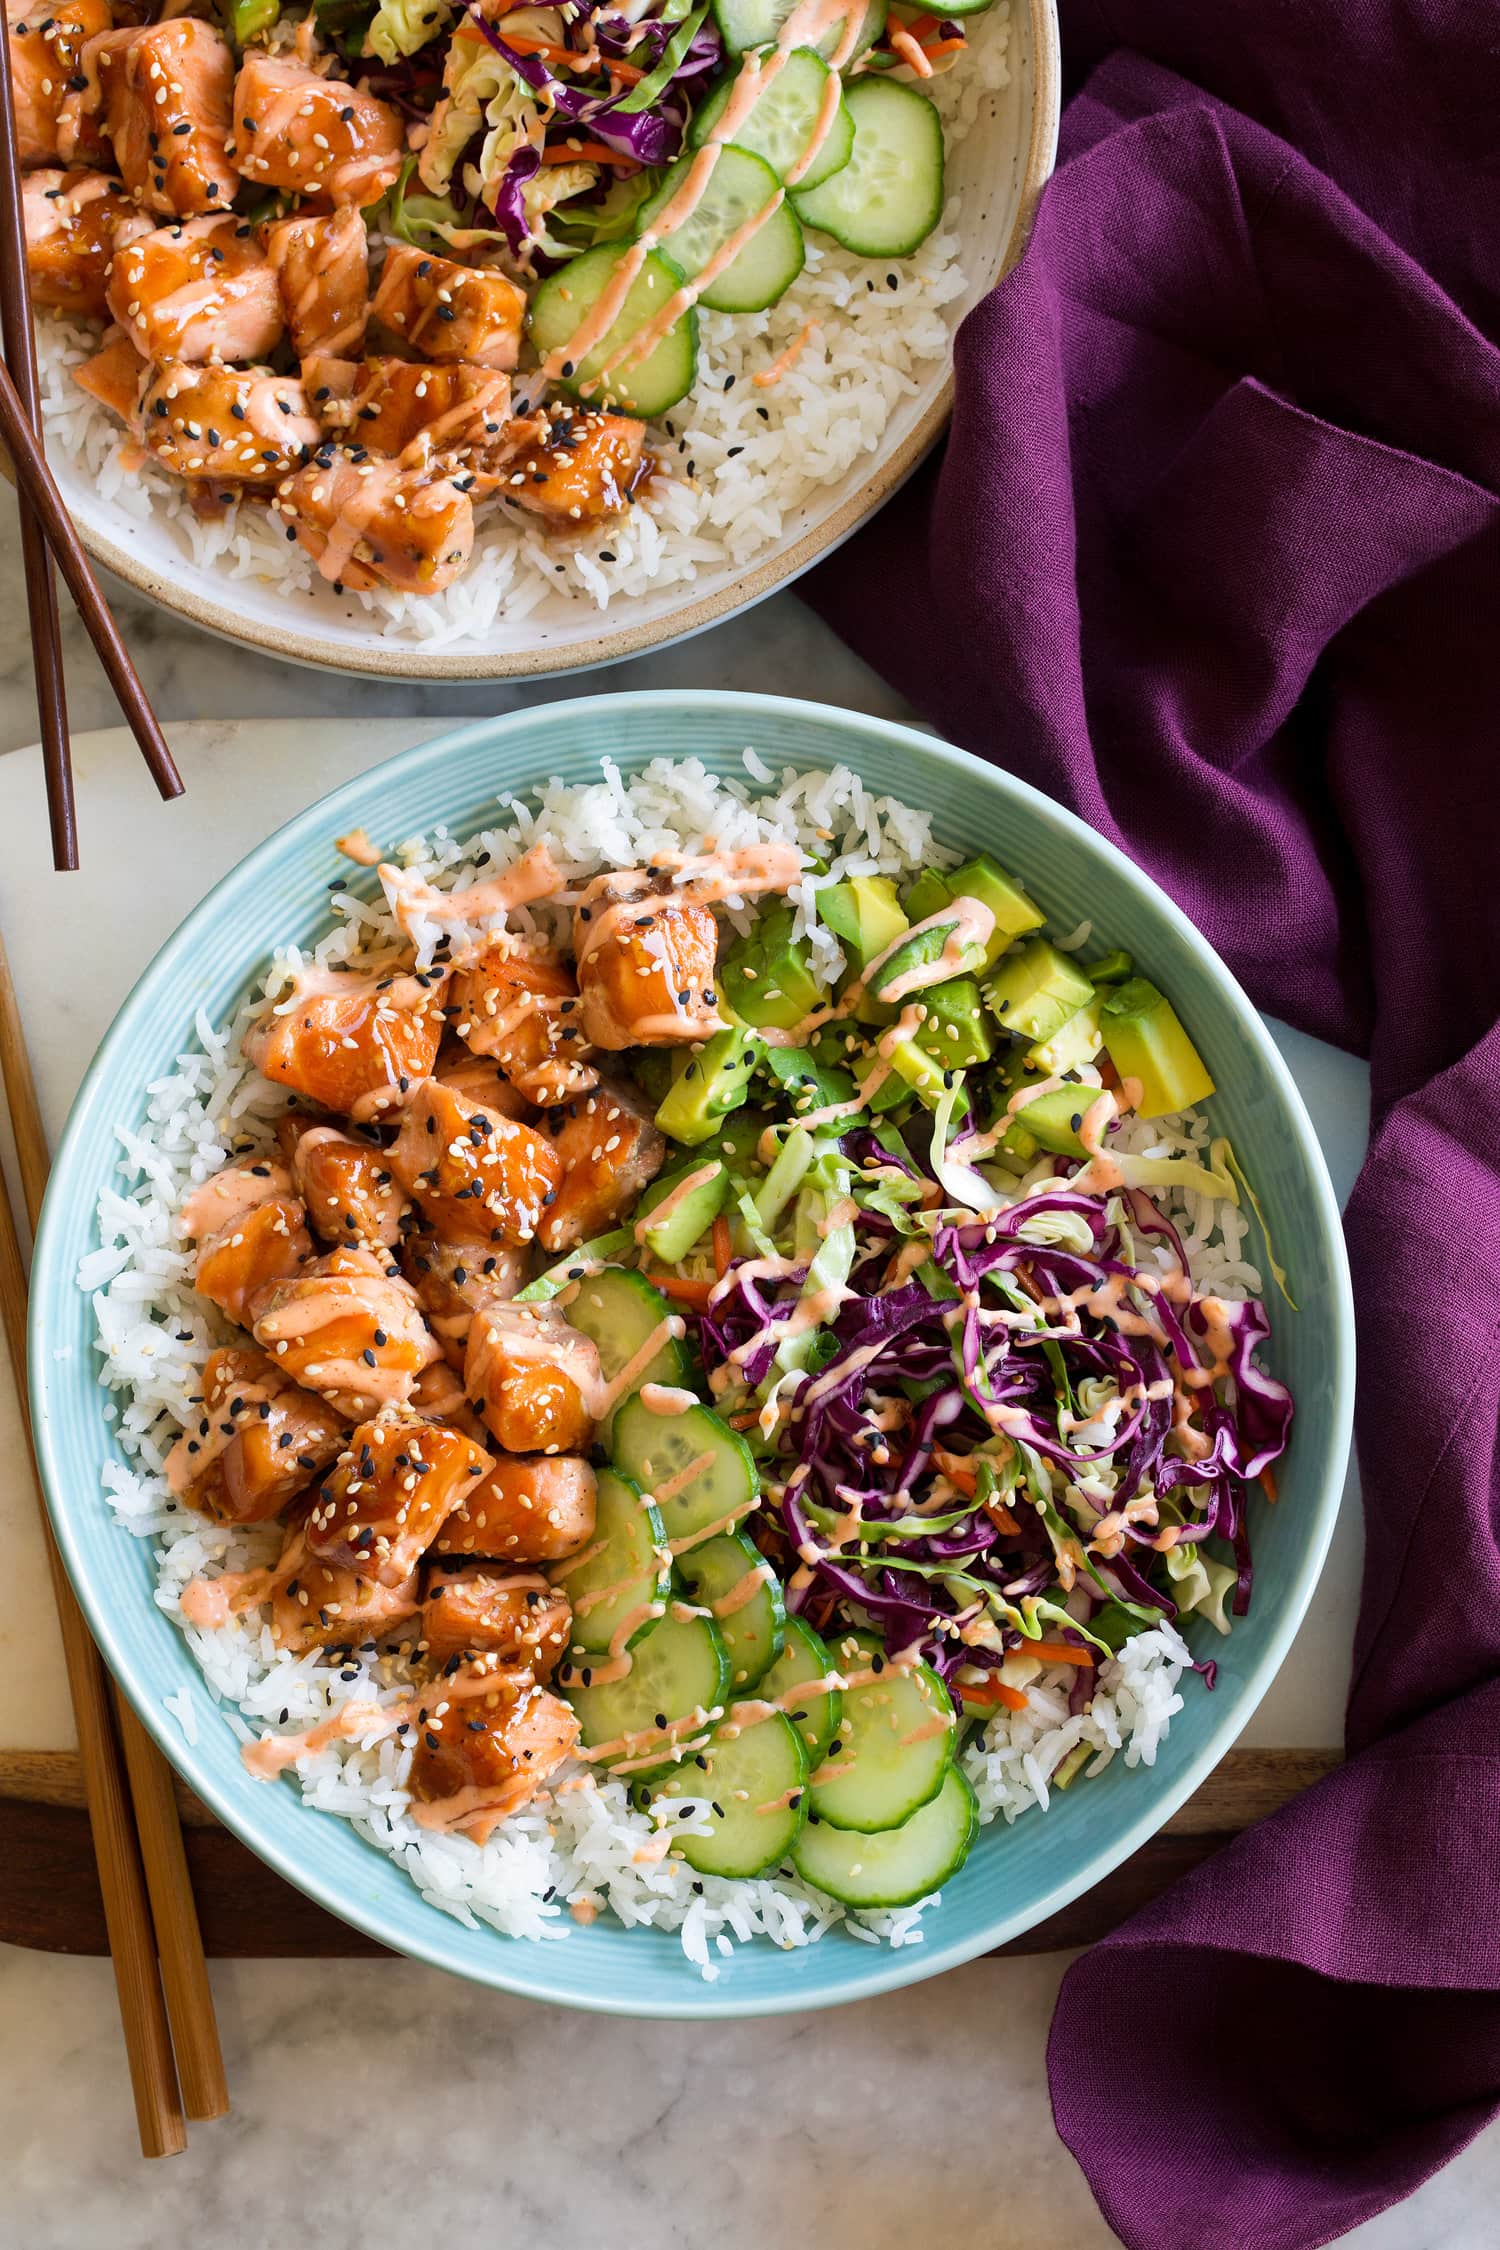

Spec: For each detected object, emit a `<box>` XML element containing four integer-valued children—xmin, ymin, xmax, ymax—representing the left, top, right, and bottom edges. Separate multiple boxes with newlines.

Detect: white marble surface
<box><xmin>0</xmin><ymin>557</ymin><xmax>1494</xmax><ymax>2247</ymax></box>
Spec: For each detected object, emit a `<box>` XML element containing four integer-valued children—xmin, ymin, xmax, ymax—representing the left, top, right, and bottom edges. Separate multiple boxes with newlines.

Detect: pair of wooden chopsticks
<box><xmin>0</xmin><ymin>919</ymin><xmax>227</xmax><ymax>2153</ymax></box>
<box><xmin>0</xmin><ymin>32</ymin><xmax>184</xmax><ymax>870</ymax></box>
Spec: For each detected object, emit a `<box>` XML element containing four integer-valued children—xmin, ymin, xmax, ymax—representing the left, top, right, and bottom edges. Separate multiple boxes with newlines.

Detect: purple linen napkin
<box><xmin>808</xmin><ymin>5</ymin><xmax>1500</xmax><ymax>2243</ymax></box>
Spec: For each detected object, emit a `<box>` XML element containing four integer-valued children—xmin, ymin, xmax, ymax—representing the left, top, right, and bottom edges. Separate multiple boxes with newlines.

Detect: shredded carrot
<box><xmin>940</xmin><ymin>1459</ymin><xmax>978</xmax><ymax>1495</ymax></box>
<box><xmin>904</xmin><ymin>12</ymin><xmax>941</xmax><ymax>34</ymax></box>
<box><xmin>888</xmin><ymin>25</ymin><xmax>933</xmax><ymax>74</ymax></box>
<box><xmin>1027</xmin><ymin>1640</ymin><xmax>1096</xmax><ymax>1668</ymax></box>
<box><xmin>1260</xmin><ymin>1463</ymin><xmax>1279</xmax><ymax>1504</ymax></box>
<box><xmin>642</xmin><ymin>1269</ymin><xmax>715</xmax><ymax>1310</ymax></box>
<box><xmin>982</xmin><ymin>1498</ymin><xmax>1022</xmax><ymax>1537</ymax></box>
<box><xmin>922</xmin><ymin>36</ymin><xmax>967</xmax><ymax>55</ymax></box>
<box><xmin>604</xmin><ymin>57</ymin><xmax>646</xmax><ymax>82</ymax></box>
<box><xmin>963</xmin><ymin>1678</ymin><xmax>1030</xmax><ymax>1712</ymax></box>
<box><xmin>1097</xmin><ymin>1054</ymin><xmax>1121</xmax><ymax>1092</ymax></box>
<box><xmin>712</xmin><ymin>1214</ymin><xmax>732</xmax><ymax>1280</ymax></box>
<box><xmin>541</xmin><ymin>139</ymin><xmax>637</xmax><ymax>168</ymax></box>
<box><xmin>727</xmin><ymin>1410</ymin><xmax>760</xmax><ymax>1431</ymax></box>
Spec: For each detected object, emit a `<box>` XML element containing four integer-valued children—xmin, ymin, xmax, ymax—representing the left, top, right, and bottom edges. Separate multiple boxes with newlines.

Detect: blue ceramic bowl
<box><xmin>29</xmin><ymin>693</ymin><xmax>1354</xmax><ymax>2018</ymax></box>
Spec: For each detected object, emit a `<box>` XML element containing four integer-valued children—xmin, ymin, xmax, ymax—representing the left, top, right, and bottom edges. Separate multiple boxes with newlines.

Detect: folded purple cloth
<box><xmin>808</xmin><ymin>5</ymin><xmax>1500</xmax><ymax>2243</ymax></box>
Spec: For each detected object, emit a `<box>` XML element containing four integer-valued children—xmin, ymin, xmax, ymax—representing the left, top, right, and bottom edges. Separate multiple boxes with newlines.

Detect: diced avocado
<box><xmin>760</xmin><ymin>1042</ymin><xmax>856</xmax><ymax>1120</ymax></box>
<box><xmin>630</xmin><ymin>1048</ymin><xmax>675</xmax><ymax>1104</ymax></box>
<box><xmin>944</xmin><ymin>853</ymin><xmax>1045</xmax><ymax>967</ymax></box>
<box><xmin>712</xmin><ymin>1109</ymin><xmax>772</xmax><ymax>1171</ymax></box>
<box><xmin>865</xmin><ymin>917</ymin><xmax>988</xmax><ymax>1009</ymax></box>
<box><xmin>913</xmin><ymin>976</ymin><xmax>994</xmax><ymax>1073</ymax></box>
<box><xmin>819</xmin><ymin>876</ymin><xmax>910</xmax><ymax>1025</ymax></box>
<box><xmin>853</xmin><ymin>1042</ymin><xmax>915</xmax><ymax>1114</ymax></box>
<box><xmin>998</xmin><ymin>1081</ymin><xmax>1092</xmax><ymax>1159</ymax></box>
<box><xmin>655</xmin><ymin>1024</ymin><xmax>760</xmax><ymax>1146</ymax></box>
<box><xmin>984</xmin><ymin>939</ymin><xmax>1096</xmax><ymax>1043</ymax></box>
<box><xmin>1026</xmin><ymin>995</ymin><xmax>1103</xmax><ymax>1077</ymax></box>
<box><xmin>634</xmin><ymin>1157</ymin><xmax>730</xmax><ymax>1263</ymax></box>
<box><xmin>903</xmin><ymin>868</ymin><xmax>954</xmax><ymax>923</ymax></box>
<box><xmin>1100</xmin><ymin>979</ymin><xmax>1215</xmax><ymax>1119</ymax></box>
<box><xmin>718</xmin><ymin>901</ymin><xmax>821</xmax><ymax>1032</ymax></box>
<box><xmin>1088</xmin><ymin>949</ymin><xmax>1134</xmax><ymax>985</ymax></box>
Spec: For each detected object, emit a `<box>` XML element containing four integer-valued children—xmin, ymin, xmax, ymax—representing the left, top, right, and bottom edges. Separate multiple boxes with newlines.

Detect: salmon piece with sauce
<box><xmin>537</xmin><ymin>1077</ymin><xmax>666</xmax><ymax>1254</ymax></box>
<box><xmin>434</xmin><ymin>1047</ymin><xmax>530</xmax><ymax>1119</ymax></box>
<box><xmin>274</xmin><ymin>452</ymin><xmax>476</xmax><ymax>597</ymax></box>
<box><xmin>465</xmin><ymin>1300</ymin><xmax>601</xmax><ymax>1456</ymax></box>
<box><xmin>277</xmin><ymin>1116</ymin><xmax>411</xmax><ymax>1251</ymax></box>
<box><xmin>409</xmin><ymin>1357</ymin><xmax>490</xmax><ymax>1443</ymax></box>
<box><xmin>431</xmin><ymin>1452</ymin><xmax>596</xmax><ymax>1564</ymax></box>
<box><xmin>248</xmin><ymin>1245</ymin><xmax>441</xmax><ymax>1420</ymax></box>
<box><xmin>450</xmin><ymin>945</ymin><xmax>598</xmax><ymax>1108</ymax></box>
<box><xmin>182</xmin><ymin>1157</ymin><xmax>312</xmax><ymax>1329</ymax></box>
<box><xmin>270</xmin><ymin>1537</ymin><xmax>420</xmax><ymax>1653</ymax></box>
<box><xmin>304</xmin><ymin>354</ymin><xmax>511</xmax><ymax>463</ymax></box>
<box><xmin>107</xmin><ymin>214</ymin><xmax>283</xmax><ymax>365</ymax></box>
<box><xmin>406</xmin><ymin>1661</ymin><xmax>579</xmax><ymax>1838</ymax></box>
<box><xmin>403</xmin><ymin>1228</ymin><xmax>529</xmax><ymax>1371</ymax></box>
<box><xmin>86</xmin><ymin>19</ymin><xmax>237</xmax><ymax>217</ymax></box>
<box><xmin>22</xmin><ymin>168</ymin><xmax>144</xmax><ymax>319</ymax></box>
<box><xmin>243</xmin><ymin>964</ymin><xmax>447</xmax><ymax>1124</ymax></box>
<box><xmin>166</xmin><ymin>1345</ymin><xmax>344</xmax><ymax>1526</ymax></box>
<box><xmin>503</xmin><ymin>407</ymin><xmax>647</xmax><ymax>527</ymax></box>
<box><xmin>370</xmin><ymin>244</ymin><xmax>525</xmax><ymax>370</ymax></box>
<box><xmin>420</xmin><ymin>1564</ymin><xmax>571</xmax><ymax>1676</ymax></box>
<box><xmin>6</xmin><ymin>0</ymin><xmax>110</xmax><ymax>169</ymax></box>
<box><xmin>575</xmin><ymin>893</ymin><xmax>722</xmax><ymax>1049</ymax></box>
<box><xmin>232</xmin><ymin>53</ymin><xmax>404</xmax><ymax>208</ymax></box>
<box><xmin>262</xmin><ymin>205</ymin><xmax>370</xmax><ymax>361</ymax></box>
<box><xmin>141</xmin><ymin>362</ymin><xmax>319</xmax><ymax>485</ymax></box>
<box><xmin>303</xmin><ymin>1414</ymin><xmax>491</xmax><ymax>1587</ymax></box>
<box><xmin>73</xmin><ymin>327</ymin><xmax>147</xmax><ymax>423</ymax></box>
<box><xmin>389</xmin><ymin>1077</ymin><xmax>562</xmax><ymax>1248</ymax></box>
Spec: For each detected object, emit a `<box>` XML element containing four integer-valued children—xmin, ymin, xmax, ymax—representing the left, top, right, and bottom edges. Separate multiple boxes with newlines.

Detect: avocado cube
<box><xmin>944</xmin><ymin>853</ymin><xmax>1046</xmax><ymax>967</ymax></box>
<box><xmin>853</xmin><ymin>1042</ymin><xmax>915</xmax><ymax>1113</ymax></box>
<box><xmin>719</xmin><ymin>901</ymin><xmax>821</xmax><ymax>1032</ymax></box>
<box><xmin>914</xmin><ymin>976</ymin><xmax>994</xmax><ymax>1073</ymax></box>
<box><xmin>761</xmin><ymin>1042</ymin><xmax>857</xmax><ymax>1121</ymax></box>
<box><xmin>864</xmin><ymin>917</ymin><xmax>989</xmax><ymax>1010</ymax></box>
<box><xmin>818</xmin><ymin>876</ymin><xmax>910</xmax><ymax>1024</ymax></box>
<box><xmin>984</xmin><ymin>938</ymin><xmax>1096</xmax><ymax>1043</ymax></box>
<box><xmin>655</xmin><ymin>1024</ymin><xmax>760</xmax><ymax>1146</ymax></box>
<box><xmin>1026</xmin><ymin>995</ymin><xmax>1104</xmax><ymax>1077</ymax></box>
<box><xmin>1088</xmin><ymin>949</ymin><xmax>1134</xmax><ymax>986</ymax></box>
<box><xmin>1100</xmin><ymin>980</ymin><xmax>1215</xmax><ymax>1119</ymax></box>
<box><xmin>635</xmin><ymin>1157</ymin><xmax>730</xmax><ymax>1263</ymax></box>
<box><xmin>999</xmin><ymin>1082</ymin><xmax>1092</xmax><ymax>1159</ymax></box>
<box><xmin>903</xmin><ymin>868</ymin><xmax>954</xmax><ymax>923</ymax></box>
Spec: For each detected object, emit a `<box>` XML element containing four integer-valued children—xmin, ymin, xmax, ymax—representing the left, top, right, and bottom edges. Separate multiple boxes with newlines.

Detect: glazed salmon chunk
<box><xmin>280</xmin><ymin>1118</ymin><xmax>411</xmax><ymax>1251</ymax></box>
<box><xmin>432</xmin><ymin>1453</ymin><xmax>597</xmax><ymax>1564</ymax></box>
<box><xmin>505</xmin><ymin>408</ymin><xmax>647</xmax><ymax>526</ymax></box>
<box><xmin>86</xmin><ymin>19</ymin><xmax>237</xmax><ymax>217</ymax></box>
<box><xmin>389</xmin><ymin>1078</ymin><xmax>562</xmax><ymax>1247</ymax></box>
<box><xmin>249</xmin><ymin>1246</ymin><xmax>441</xmax><ymax>1420</ymax></box>
<box><xmin>371</xmin><ymin>244</ymin><xmax>525</xmax><ymax>370</ymax></box>
<box><xmin>406</xmin><ymin>1661</ymin><xmax>579</xmax><ymax>1838</ymax></box>
<box><xmin>22</xmin><ymin>168</ymin><xmax>144</xmax><ymax>319</ymax></box>
<box><xmin>305</xmin><ymin>355</ymin><xmax>511</xmax><ymax>462</ymax></box>
<box><xmin>107</xmin><ymin>214</ymin><xmax>283</xmax><ymax>365</ymax></box>
<box><xmin>232</xmin><ymin>54</ymin><xmax>403</xmax><ymax>208</ymax></box>
<box><xmin>244</xmin><ymin>964</ymin><xmax>447</xmax><ymax>1123</ymax></box>
<box><xmin>270</xmin><ymin>1537</ymin><xmax>420</xmax><ymax>1653</ymax></box>
<box><xmin>6</xmin><ymin>0</ymin><xmax>110</xmax><ymax>168</ymax></box>
<box><xmin>465</xmin><ymin>1301</ymin><xmax>601</xmax><ymax>1455</ymax></box>
<box><xmin>433</xmin><ymin>1049</ymin><xmax>529</xmax><ymax>1118</ymax></box>
<box><xmin>274</xmin><ymin>452</ymin><xmax>476</xmax><ymax>597</ymax></box>
<box><xmin>402</xmin><ymin>1229</ymin><xmax>529</xmax><ymax>1370</ymax></box>
<box><xmin>263</xmin><ymin>205</ymin><xmax>370</xmax><ymax>361</ymax></box>
<box><xmin>73</xmin><ymin>328</ymin><xmax>147</xmax><ymax>422</ymax></box>
<box><xmin>575</xmin><ymin>894</ymin><xmax>723</xmax><ymax>1048</ymax></box>
<box><xmin>166</xmin><ymin>1346</ymin><xmax>344</xmax><ymax>1526</ymax></box>
<box><xmin>182</xmin><ymin>1158</ymin><xmax>312</xmax><ymax>1329</ymax></box>
<box><xmin>451</xmin><ymin>945</ymin><xmax>598</xmax><ymax>1107</ymax></box>
<box><xmin>303</xmin><ymin>1415</ymin><xmax>491</xmax><ymax>1586</ymax></box>
<box><xmin>538</xmin><ymin>1077</ymin><xmax>666</xmax><ymax>1253</ymax></box>
<box><xmin>420</xmin><ymin>1564</ymin><xmax>571</xmax><ymax>1675</ymax></box>
<box><xmin>142</xmin><ymin>362</ymin><xmax>319</xmax><ymax>483</ymax></box>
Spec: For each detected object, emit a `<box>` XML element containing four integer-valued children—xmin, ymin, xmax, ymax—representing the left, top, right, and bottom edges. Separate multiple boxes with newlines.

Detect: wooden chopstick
<box><xmin>0</xmin><ymin>19</ymin><xmax>76</xmax><ymax>869</ymax></box>
<box><xmin>0</xmin><ymin>917</ymin><xmax>228</xmax><ymax>2138</ymax></box>
<box><xmin>0</xmin><ymin>362</ymin><xmax>184</xmax><ymax>810</ymax></box>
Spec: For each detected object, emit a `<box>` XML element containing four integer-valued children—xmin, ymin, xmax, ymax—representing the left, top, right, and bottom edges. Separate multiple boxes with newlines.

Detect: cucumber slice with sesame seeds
<box><xmin>565</xmin><ymin>1266</ymin><xmax>688</xmax><ymax>1402</ymax></box>
<box><xmin>755</xmin><ymin>1614</ymin><xmax>843</xmax><ymax>1762</ymax></box>
<box><xmin>610</xmin><ymin>1391</ymin><xmax>760</xmax><ymax>1548</ymax></box>
<box><xmin>527</xmin><ymin>242</ymin><xmax>698</xmax><ymax>419</ymax></box>
<box><xmin>793</xmin><ymin>1764</ymin><xmax>978</xmax><ymax>1907</ymax></box>
<box><xmin>553</xmin><ymin>1467</ymin><xmax>667</xmax><ymax>1658</ymax></box>
<box><xmin>791</xmin><ymin>75</ymin><xmax>944</xmax><ymax>261</ymax></box>
<box><xmin>560</xmin><ymin>1610</ymin><xmax>729</xmax><ymax>1767</ymax></box>
<box><xmin>634</xmin><ymin>1709</ymin><xmax>808</xmax><ymax>1877</ymax></box>
<box><xmin>674</xmin><ymin>1529</ymin><xmax>784</xmax><ymax>1691</ymax></box>
<box><xmin>807</xmin><ymin>1629</ymin><xmax>955</xmax><ymax>1832</ymax></box>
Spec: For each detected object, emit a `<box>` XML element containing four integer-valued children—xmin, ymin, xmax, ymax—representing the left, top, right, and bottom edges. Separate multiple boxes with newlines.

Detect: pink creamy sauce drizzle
<box><xmin>178</xmin><ymin>1160</ymin><xmax>290</xmax><ymax>1244</ymax></box>
<box><xmin>631</xmin><ymin>1162</ymin><xmax>721</xmax><ymax>1246</ymax></box>
<box><xmin>859</xmin><ymin>897</ymin><xmax>997</xmax><ymax>1007</ymax></box>
<box><xmin>379</xmin><ymin>842</ymin><xmax>565</xmax><ymax>953</ymax></box>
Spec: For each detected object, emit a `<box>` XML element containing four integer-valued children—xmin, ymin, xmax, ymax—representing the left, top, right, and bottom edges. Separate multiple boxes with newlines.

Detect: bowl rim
<box><xmin>26</xmin><ymin>0</ymin><xmax>1061</xmax><ymax>683</ymax></box>
<box><xmin>29</xmin><ymin>690</ymin><xmax>1355</xmax><ymax>2017</ymax></box>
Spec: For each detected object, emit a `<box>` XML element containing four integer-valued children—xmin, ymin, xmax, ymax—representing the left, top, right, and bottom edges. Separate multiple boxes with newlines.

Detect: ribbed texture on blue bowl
<box><xmin>29</xmin><ymin>694</ymin><xmax>1354</xmax><ymax>2018</ymax></box>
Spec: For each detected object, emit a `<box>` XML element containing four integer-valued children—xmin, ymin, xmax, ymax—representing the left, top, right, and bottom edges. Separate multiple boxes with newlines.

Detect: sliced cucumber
<box><xmin>674</xmin><ymin>1530</ymin><xmax>784</xmax><ymax>1690</ymax></box>
<box><xmin>794</xmin><ymin>1765</ymin><xmax>978</xmax><ymax>1907</ymax></box>
<box><xmin>527</xmin><ymin>241</ymin><xmax>697</xmax><ymax>418</ymax></box>
<box><xmin>808</xmin><ymin>1631</ymin><xmax>954</xmax><ymax>1832</ymax></box>
<box><xmin>634</xmin><ymin>1158</ymin><xmax>730</xmax><ymax>1264</ymax></box>
<box><xmin>556</xmin><ymin>1468</ymin><xmax>667</xmax><ymax>1658</ymax></box>
<box><xmin>611</xmin><ymin>1391</ymin><xmax>760</xmax><ymax>1547</ymax></box>
<box><xmin>561</xmin><ymin>1611</ymin><xmax>729</xmax><ymax>1764</ymax></box>
<box><xmin>791</xmin><ymin>75</ymin><xmax>943</xmax><ymax>260</ymax></box>
<box><xmin>690</xmin><ymin>47</ymin><xmax>853</xmax><ymax>193</ymax></box>
<box><xmin>517</xmin><ymin>1227</ymin><xmax>635</xmax><ymax>1303</ymax></box>
<box><xmin>638</xmin><ymin>145</ymin><xmax>804</xmax><ymax>314</ymax></box>
<box><xmin>756</xmin><ymin>1614</ymin><xmax>842</xmax><ymax>1762</ymax></box>
<box><xmin>566</xmin><ymin>1266</ymin><xmax>688</xmax><ymax>1402</ymax></box>
<box><xmin>711</xmin><ymin>0</ymin><xmax>885</xmax><ymax>63</ymax></box>
<box><xmin>636</xmin><ymin>1710</ymin><xmax>807</xmax><ymax>1877</ymax></box>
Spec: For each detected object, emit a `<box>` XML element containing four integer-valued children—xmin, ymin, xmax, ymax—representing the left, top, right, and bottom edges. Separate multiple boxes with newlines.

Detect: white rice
<box><xmin>81</xmin><ymin>752</ymin><xmax>1250</xmax><ymax>1974</ymax></box>
<box><xmin>35</xmin><ymin>15</ymin><xmax>1011</xmax><ymax>651</ymax></box>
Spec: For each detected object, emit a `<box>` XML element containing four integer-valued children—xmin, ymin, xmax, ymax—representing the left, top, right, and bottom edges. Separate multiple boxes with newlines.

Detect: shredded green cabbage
<box><xmin>367</xmin><ymin>0</ymin><xmax>452</xmax><ymax>65</ymax></box>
